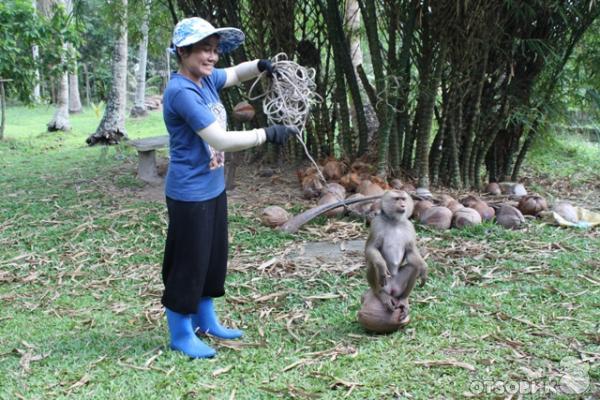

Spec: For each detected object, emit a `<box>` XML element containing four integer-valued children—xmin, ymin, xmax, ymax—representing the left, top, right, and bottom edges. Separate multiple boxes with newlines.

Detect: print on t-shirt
<box><xmin>207</xmin><ymin>102</ymin><xmax>228</xmax><ymax>170</ymax></box>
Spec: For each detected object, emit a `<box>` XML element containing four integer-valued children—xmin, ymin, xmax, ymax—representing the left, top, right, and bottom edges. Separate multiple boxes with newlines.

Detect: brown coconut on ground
<box><xmin>518</xmin><ymin>195</ymin><xmax>548</xmax><ymax>216</ymax></box>
<box><xmin>357</xmin><ymin>289</ymin><xmax>410</xmax><ymax>334</ymax></box>
<box><xmin>453</xmin><ymin>207</ymin><xmax>482</xmax><ymax>228</ymax></box>
<box><xmin>261</xmin><ymin>206</ymin><xmax>290</xmax><ymax>227</ymax></box>
<box><xmin>496</xmin><ymin>204</ymin><xmax>525</xmax><ymax>229</ymax></box>
<box><xmin>420</xmin><ymin>206</ymin><xmax>453</xmax><ymax>229</ymax></box>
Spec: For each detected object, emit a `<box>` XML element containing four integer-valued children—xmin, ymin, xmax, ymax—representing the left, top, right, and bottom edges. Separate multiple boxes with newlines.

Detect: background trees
<box><xmin>2</xmin><ymin>0</ymin><xmax>598</xmax><ymax>187</ymax></box>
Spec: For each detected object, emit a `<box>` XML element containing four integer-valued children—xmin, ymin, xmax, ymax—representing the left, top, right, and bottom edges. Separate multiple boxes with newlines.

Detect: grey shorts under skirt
<box><xmin>161</xmin><ymin>190</ymin><xmax>228</xmax><ymax>314</ymax></box>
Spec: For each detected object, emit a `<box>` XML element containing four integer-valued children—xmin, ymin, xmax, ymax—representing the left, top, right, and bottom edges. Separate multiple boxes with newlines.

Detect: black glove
<box><xmin>257</xmin><ymin>59</ymin><xmax>275</xmax><ymax>77</ymax></box>
<box><xmin>264</xmin><ymin>125</ymin><xmax>298</xmax><ymax>145</ymax></box>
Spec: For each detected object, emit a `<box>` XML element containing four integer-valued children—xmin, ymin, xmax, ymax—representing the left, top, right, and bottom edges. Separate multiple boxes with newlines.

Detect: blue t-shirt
<box><xmin>163</xmin><ymin>70</ymin><xmax>228</xmax><ymax>201</ymax></box>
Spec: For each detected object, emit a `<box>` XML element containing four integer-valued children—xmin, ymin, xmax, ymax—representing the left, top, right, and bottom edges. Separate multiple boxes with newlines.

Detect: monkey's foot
<box><xmin>398</xmin><ymin>314</ymin><xmax>410</xmax><ymax>326</ymax></box>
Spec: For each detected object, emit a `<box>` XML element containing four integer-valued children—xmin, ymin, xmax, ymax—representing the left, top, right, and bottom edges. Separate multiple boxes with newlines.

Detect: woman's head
<box><xmin>171</xmin><ymin>17</ymin><xmax>245</xmax><ymax>58</ymax></box>
<box><xmin>176</xmin><ymin>35</ymin><xmax>221</xmax><ymax>80</ymax></box>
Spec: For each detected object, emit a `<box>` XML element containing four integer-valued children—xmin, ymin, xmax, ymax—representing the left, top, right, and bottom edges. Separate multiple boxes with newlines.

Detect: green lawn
<box><xmin>0</xmin><ymin>106</ymin><xmax>598</xmax><ymax>399</ymax></box>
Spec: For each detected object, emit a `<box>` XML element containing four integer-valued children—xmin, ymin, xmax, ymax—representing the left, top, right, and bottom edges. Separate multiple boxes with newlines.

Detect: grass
<box><xmin>1</xmin><ymin>105</ymin><xmax>599</xmax><ymax>399</ymax></box>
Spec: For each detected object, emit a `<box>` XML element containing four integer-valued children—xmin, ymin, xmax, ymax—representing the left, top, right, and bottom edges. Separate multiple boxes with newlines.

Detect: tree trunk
<box><xmin>86</xmin><ymin>0</ymin><xmax>128</xmax><ymax>145</ymax></box>
<box><xmin>48</xmin><ymin>68</ymin><xmax>71</xmax><ymax>131</ymax></box>
<box><xmin>0</xmin><ymin>81</ymin><xmax>6</xmax><ymax>140</ymax></box>
<box><xmin>45</xmin><ymin>0</ymin><xmax>71</xmax><ymax>132</ymax></box>
<box><xmin>68</xmin><ymin>58</ymin><xmax>83</xmax><ymax>113</ymax></box>
<box><xmin>319</xmin><ymin>0</ymin><xmax>370</xmax><ymax>156</ymax></box>
<box><xmin>130</xmin><ymin>0</ymin><xmax>150</xmax><ymax>118</ymax></box>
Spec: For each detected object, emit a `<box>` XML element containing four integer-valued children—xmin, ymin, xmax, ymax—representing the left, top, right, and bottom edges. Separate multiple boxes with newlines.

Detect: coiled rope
<box><xmin>248</xmin><ymin>53</ymin><xmax>325</xmax><ymax>182</ymax></box>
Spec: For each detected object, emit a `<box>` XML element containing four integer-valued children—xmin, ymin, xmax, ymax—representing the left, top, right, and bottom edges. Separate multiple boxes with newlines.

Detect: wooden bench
<box><xmin>128</xmin><ymin>135</ymin><xmax>169</xmax><ymax>183</ymax></box>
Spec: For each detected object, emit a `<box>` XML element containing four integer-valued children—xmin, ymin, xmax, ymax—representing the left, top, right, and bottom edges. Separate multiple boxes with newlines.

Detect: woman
<box><xmin>162</xmin><ymin>17</ymin><xmax>296</xmax><ymax>358</ymax></box>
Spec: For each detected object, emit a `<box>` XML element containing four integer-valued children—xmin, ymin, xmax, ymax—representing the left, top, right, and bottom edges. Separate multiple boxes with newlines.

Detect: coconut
<box><xmin>357</xmin><ymin>290</ymin><xmax>409</xmax><ymax>333</ymax></box>
<box><xmin>318</xmin><ymin>193</ymin><xmax>345</xmax><ymax>217</ymax></box>
<box><xmin>358</xmin><ymin>180</ymin><xmax>385</xmax><ymax>197</ymax></box>
<box><xmin>419</xmin><ymin>206</ymin><xmax>452</xmax><ymax>229</ymax></box>
<box><xmin>260</xmin><ymin>206</ymin><xmax>290</xmax><ymax>227</ymax></box>
<box><xmin>496</xmin><ymin>204</ymin><xmax>525</xmax><ymax>229</ymax></box>
<box><xmin>437</xmin><ymin>194</ymin><xmax>455</xmax><ymax>207</ymax></box>
<box><xmin>322</xmin><ymin>160</ymin><xmax>345</xmax><ymax>181</ymax></box>
<box><xmin>324</xmin><ymin>182</ymin><xmax>346</xmax><ymax>200</ymax></box>
<box><xmin>401</xmin><ymin>183</ymin><xmax>416</xmax><ymax>192</ymax></box>
<box><xmin>518</xmin><ymin>195</ymin><xmax>548</xmax><ymax>216</ymax></box>
<box><xmin>413</xmin><ymin>200</ymin><xmax>434</xmax><ymax>220</ymax></box>
<box><xmin>390</xmin><ymin>179</ymin><xmax>403</xmax><ymax>190</ymax></box>
<box><xmin>552</xmin><ymin>201</ymin><xmax>578</xmax><ymax>223</ymax></box>
<box><xmin>499</xmin><ymin>182</ymin><xmax>527</xmax><ymax>196</ymax></box>
<box><xmin>232</xmin><ymin>101</ymin><xmax>255</xmax><ymax>122</ymax></box>
<box><xmin>485</xmin><ymin>182</ymin><xmax>501</xmax><ymax>195</ymax></box>
<box><xmin>469</xmin><ymin>200</ymin><xmax>495</xmax><ymax>221</ymax></box>
<box><xmin>460</xmin><ymin>195</ymin><xmax>481</xmax><ymax>208</ymax></box>
<box><xmin>340</xmin><ymin>173</ymin><xmax>361</xmax><ymax>192</ymax></box>
<box><xmin>301</xmin><ymin>174</ymin><xmax>324</xmax><ymax>199</ymax></box>
<box><xmin>346</xmin><ymin>193</ymin><xmax>371</xmax><ymax>217</ymax></box>
<box><xmin>453</xmin><ymin>207</ymin><xmax>482</xmax><ymax>228</ymax></box>
<box><xmin>446</xmin><ymin>200</ymin><xmax>465</xmax><ymax>213</ymax></box>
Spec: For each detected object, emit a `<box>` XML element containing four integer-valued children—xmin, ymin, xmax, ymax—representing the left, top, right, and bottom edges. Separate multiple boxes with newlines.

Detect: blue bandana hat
<box><xmin>171</xmin><ymin>17</ymin><xmax>245</xmax><ymax>54</ymax></box>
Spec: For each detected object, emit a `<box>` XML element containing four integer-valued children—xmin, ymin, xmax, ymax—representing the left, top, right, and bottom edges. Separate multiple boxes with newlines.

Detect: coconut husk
<box><xmin>552</xmin><ymin>201</ymin><xmax>578</xmax><ymax>223</ymax></box>
<box><xmin>413</xmin><ymin>200</ymin><xmax>434</xmax><ymax>220</ymax></box>
<box><xmin>496</xmin><ymin>204</ymin><xmax>525</xmax><ymax>229</ymax></box>
<box><xmin>301</xmin><ymin>174</ymin><xmax>324</xmax><ymax>199</ymax></box>
<box><xmin>324</xmin><ymin>182</ymin><xmax>346</xmax><ymax>200</ymax></box>
<box><xmin>453</xmin><ymin>207</ymin><xmax>482</xmax><ymax>228</ymax></box>
<box><xmin>322</xmin><ymin>160</ymin><xmax>346</xmax><ymax>181</ymax></box>
<box><xmin>261</xmin><ymin>206</ymin><xmax>290</xmax><ymax>227</ymax></box>
<box><xmin>484</xmin><ymin>182</ymin><xmax>501</xmax><ymax>195</ymax></box>
<box><xmin>358</xmin><ymin>180</ymin><xmax>385</xmax><ymax>197</ymax></box>
<box><xmin>340</xmin><ymin>173</ymin><xmax>362</xmax><ymax>192</ymax></box>
<box><xmin>446</xmin><ymin>200</ymin><xmax>465</xmax><ymax>213</ymax></box>
<box><xmin>390</xmin><ymin>179</ymin><xmax>403</xmax><ymax>190</ymax></box>
<box><xmin>357</xmin><ymin>290</ymin><xmax>409</xmax><ymax>334</ymax></box>
<box><xmin>318</xmin><ymin>193</ymin><xmax>345</xmax><ymax>217</ymax></box>
<box><xmin>437</xmin><ymin>194</ymin><xmax>455</xmax><ymax>207</ymax></box>
<box><xmin>232</xmin><ymin>101</ymin><xmax>256</xmax><ymax>122</ymax></box>
<box><xmin>518</xmin><ymin>195</ymin><xmax>548</xmax><ymax>216</ymax></box>
<box><xmin>420</xmin><ymin>206</ymin><xmax>452</xmax><ymax>229</ymax></box>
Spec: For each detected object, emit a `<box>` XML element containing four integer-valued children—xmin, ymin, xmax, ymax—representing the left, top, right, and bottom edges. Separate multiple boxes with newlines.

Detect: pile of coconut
<box><xmin>260</xmin><ymin>159</ymin><xmax>580</xmax><ymax>231</ymax></box>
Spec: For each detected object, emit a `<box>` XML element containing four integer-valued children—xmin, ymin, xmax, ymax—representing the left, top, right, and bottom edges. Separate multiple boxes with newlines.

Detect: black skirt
<box><xmin>161</xmin><ymin>190</ymin><xmax>228</xmax><ymax>314</ymax></box>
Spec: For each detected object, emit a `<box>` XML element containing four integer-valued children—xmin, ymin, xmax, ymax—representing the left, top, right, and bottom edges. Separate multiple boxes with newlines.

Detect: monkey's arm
<box><xmin>398</xmin><ymin>242</ymin><xmax>428</xmax><ymax>300</ymax></box>
<box><xmin>365</xmin><ymin>232</ymin><xmax>390</xmax><ymax>289</ymax></box>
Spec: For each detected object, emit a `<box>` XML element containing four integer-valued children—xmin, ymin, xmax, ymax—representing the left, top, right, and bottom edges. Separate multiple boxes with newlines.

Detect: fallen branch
<box><xmin>279</xmin><ymin>195</ymin><xmax>382</xmax><ymax>233</ymax></box>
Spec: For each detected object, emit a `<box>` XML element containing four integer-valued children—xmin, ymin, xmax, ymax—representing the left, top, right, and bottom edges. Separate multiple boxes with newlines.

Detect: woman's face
<box><xmin>179</xmin><ymin>35</ymin><xmax>220</xmax><ymax>81</ymax></box>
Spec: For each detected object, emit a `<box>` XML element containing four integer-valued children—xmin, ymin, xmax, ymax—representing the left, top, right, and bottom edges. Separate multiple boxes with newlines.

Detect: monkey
<box><xmin>365</xmin><ymin>190</ymin><xmax>427</xmax><ymax>318</ymax></box>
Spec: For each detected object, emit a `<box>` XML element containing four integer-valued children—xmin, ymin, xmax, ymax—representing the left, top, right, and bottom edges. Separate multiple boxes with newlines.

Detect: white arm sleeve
<box><xmin>224</xmin><ymin>59</ymin><xmax>261</xmax><ymax>88</ymax></box>
<box><xmin>197</xmin><ymin>121</ymin><xmax>267</xmax><ymax>152</ymax></box>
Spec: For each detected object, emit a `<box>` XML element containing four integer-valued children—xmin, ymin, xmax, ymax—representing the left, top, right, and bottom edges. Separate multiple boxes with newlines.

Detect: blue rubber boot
<box><xmin>165</xmin><ymin>308</ymin><xmax>216</xmax><ymax>358</ymax></box>
<box><xmin>192</xmin><ymin>297</ymin><xmax>243</xmax><ymax>340</ymax></box>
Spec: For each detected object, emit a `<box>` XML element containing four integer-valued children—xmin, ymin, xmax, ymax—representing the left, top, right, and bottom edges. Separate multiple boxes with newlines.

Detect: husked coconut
<box><xmin>413</xmin><ymin>200</ymin><xmax>434</xmax><ymax>220</ymax></box>
<box><xmin>499</xmin><ymin>182</ymin><xmax>527</xmax><ymax>196</ymax></box>
<box><xmin>485</xmin><ymin>182</ymin><xmax>501</xmax><ymax>195</ymax></box>
<box><xmin>437</xmin><ymin>194</ymin><xmax>455</xmax><ymax>207</ymax></box>
<box><xmin>419</xmin><ymin>206</ymin><xmax>452</xmax><ymax>229</ymax></box>
<box><xmin>318</xmin><ymin>193</ymin><xmax>345</xmax><ymax>217</ymax></box>
<box><xmin>390</xmin><ymin>179</ymin><xmax>403</xmax><ymax>190</ymax></box>
<box><xmin>518</xmin><ymin>195</ymin><xmax>548</xmax><ymax>216</ymax></box>
<box><xmin>357</xmin><ymin>290</ymin><xmax>409</xmax><ymax>333</ymax></box>
<box><xmin>324</xmin><ymin>182</ymin><xmax>346</xmax><ymax>200</ymax></box>
<box><xmin>261</xmin><ymin>206</ymin><xmax>290</xmax><ymax>227</ymax></box>
<box><xmin>358</xmin><ymin>180</ymin><xmax>385</xmax><ymax>197</ymax></box>
<box><xmin>346</xmin><ymin>193</ymin><xmax>371</xmax><ymax>217</ymax></box>
<box><xmin>470</xmin><ymin>200</ymin><xmax>495</xmax><ymax>221</ymax></box>
<box><xmin>496</xmin><ymin>204</ymin><xmax>525</xmax><ymax>229</ymax></box>
<box><xmin>460</xmin><ymin>195</ymin><xmax>481</xmax><ymax>208</ymax></box>
<box><xmin>446</xmin><ymin>200</ymin><xmax>464</xmax><ymax>213</ymax></box>
<box><xmin>453</xmin><ymin>207</ymin><xmax>482</xmax><ymax>228</ymax></box>
<box><xmin>553</xmin><ymin>201</ymin><xmax>578</xmax><ymax>223</ymax></box>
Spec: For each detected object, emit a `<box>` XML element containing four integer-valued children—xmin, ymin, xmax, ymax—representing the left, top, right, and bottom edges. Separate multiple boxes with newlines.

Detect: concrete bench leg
<box><xmin>137</xmin><ymin>150</ymin><xmax>160</xmax><ymax>183</ymax></box>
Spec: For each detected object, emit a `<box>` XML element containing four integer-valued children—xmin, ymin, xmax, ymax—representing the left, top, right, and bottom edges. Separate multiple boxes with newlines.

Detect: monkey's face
<box><xmin>382</xmin><ymin>190</ymin><xmax>413</xmax><ymax>219</ymax></box>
